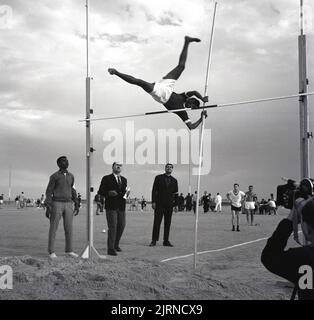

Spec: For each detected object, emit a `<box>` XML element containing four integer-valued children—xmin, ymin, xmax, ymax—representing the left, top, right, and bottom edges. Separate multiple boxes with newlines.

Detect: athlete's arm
<box><xmin>186</xmin><ymin>110</ymin><xmax>207</xmax><ymax>130</ymax></box>
<box><xmin>186</xmin><ymin>91</ymin><xmax>208</xmax><ymax>103</ymax></box>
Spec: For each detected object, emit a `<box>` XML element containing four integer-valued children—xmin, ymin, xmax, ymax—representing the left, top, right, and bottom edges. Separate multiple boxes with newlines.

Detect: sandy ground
<box><xmin>0</xmin><ymin>204</ymin><xmax>295</xmax><ymax>300</ymax></box>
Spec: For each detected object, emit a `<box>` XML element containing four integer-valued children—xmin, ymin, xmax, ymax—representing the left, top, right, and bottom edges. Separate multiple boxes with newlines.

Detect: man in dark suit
<box><xmin>97</xmin><ymin>162</ymin><xmax>129</xmax><ymax>256</ymax></box>
<box><xmin>149</xmin><ymin>163</ymin><xmax>178</xmax><ymax>247</ymax></box>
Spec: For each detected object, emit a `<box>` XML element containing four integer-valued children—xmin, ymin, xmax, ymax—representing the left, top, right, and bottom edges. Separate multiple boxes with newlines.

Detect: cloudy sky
<box><xmin>0</xmin><ymin>0</ymin><xmax>313</xmax><ymax>200</ymax></box>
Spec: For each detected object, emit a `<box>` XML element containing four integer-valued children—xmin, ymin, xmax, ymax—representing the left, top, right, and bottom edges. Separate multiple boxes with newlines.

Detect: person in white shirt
<box><xmin>227</xmin><ymin>183</ymin><xmax>245</xmax><ymax>231</ymax></box>
<box><xmin>267</xmin><ymin>199</ymin><xmax>277</xmax><ymax>215</ymax></box>
<box><xmin>214</xmin><ymin>193</ymin><xmax>222</xmax><ymax>212</ymax></box>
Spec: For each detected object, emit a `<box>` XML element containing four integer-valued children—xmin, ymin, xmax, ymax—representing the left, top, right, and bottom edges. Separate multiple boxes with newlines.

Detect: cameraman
<box><xmin>261</xmin><ymin>184</ymin><xmax>314</xmax><ymax>300</ymax></box>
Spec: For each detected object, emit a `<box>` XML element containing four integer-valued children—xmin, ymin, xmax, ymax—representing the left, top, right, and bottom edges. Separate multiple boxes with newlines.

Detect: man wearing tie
<box><xmin>149</xmin><ymin>163</ymin><xmax>178</xmax><ymax>247</ymax></box>
<box><xmin>97</xmin><ymin>162</ymin><xmax>129</xmax><ymax>256</ymax></box>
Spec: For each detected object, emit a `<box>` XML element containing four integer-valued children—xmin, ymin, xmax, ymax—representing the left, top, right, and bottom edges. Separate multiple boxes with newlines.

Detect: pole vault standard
<box><xmin>79</xmin><ymin>92</ymin><xmax>314</xmax><ymax>123</ymax></box>
<box><xmin>299</xmin><ymin>0</ymin><xmax>311</xmax><ymax>178</ymax></box>
<box><xmin>81</xmin><ymin>0</ymin><xmax>105</xmax><ymax>259</ymax></box>
<box><xmin>193</xmin><ymin>1</ymin><xmax>218</xmax><ymax>271</ymax></box>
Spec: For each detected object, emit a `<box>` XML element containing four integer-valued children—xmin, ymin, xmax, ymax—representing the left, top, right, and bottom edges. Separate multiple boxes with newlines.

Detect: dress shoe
<box><xmin>163</xmin><ymin>241</ymin><xmax>174</xmax><ymax>247</ymax></box>
<box><xmin>107</xmin><ymin>249</ymin><xmax>117</xmax><ymax>256</ymax></box>
<box><xmin>115</xmin><ymin>246</ymin><xmax>122</xmax><ymax>252</ymax></box>
<box><xmin>149</xmin><ymin>241</ymin><xmax>156</xmax><ymax>247</ymax></box>
<box><xmin>65</xmin><ymin>251</ymin><xmax>79</xmax><ymax>258</ymax></box>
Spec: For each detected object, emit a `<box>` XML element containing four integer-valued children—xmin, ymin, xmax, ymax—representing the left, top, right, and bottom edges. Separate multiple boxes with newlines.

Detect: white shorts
<box><xmin>245</xmin><ymin>202</ymin><xmax>255</xmax><ymax>210</ymax></box>
<box><xmin>150</xmin><ymin>79</ymin><xmax>176</xmax><ymax>104</ymax></box>
<box><xmin>0</xmin><ymin>200</ymin><xmax>3</xmax><ymax>204</ymax></box>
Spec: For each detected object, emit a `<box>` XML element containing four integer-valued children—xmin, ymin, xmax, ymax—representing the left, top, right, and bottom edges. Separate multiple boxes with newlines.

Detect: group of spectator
<box><xmin>174</xmin><ymin>190</ymin><xmax>278</xmax><ymax>216</ymax></box>
<box><xmin>128</xmin><ymin>197</ymin><xmax>147</xmax><ymax>212</ymax></box>
<box><xmin>176</xmin><ymin>191</ymin><xmax>223</xmax><ymax>213</ymax></box>
<box><xmin>14</xmin><ymin>192</ymin><xmax>38</xmax><ymax>209</ymax></box>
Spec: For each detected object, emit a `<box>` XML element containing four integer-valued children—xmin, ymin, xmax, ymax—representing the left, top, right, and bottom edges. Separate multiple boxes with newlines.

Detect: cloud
<box><xmin>0</xmin><ymin>0</ymin><xmax>310</xmax><ymax>200</ymax></box>
<box><xmin>97</xmin><ymin>33</ymin><xmax>148</xmax><ymax>46</ymax></box>
<box><xmin>155</xmin><ymin>11</ymin><xmax>182</xmax><ymax>26</ymax></box>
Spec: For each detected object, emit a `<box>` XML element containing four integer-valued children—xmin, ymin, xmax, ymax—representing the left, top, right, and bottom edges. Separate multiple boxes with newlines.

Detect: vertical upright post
<box><xmin>298</xmin><ymin>0</ymin><xmax>310</xmax><ymax>178</ymax></box>
<box><xmin>81</xmin><ymin>0</ymin><xmax>105</xmax><ymax>259</ymax></box>
<box><xmin>188</xmin><ymin>132</ymin><xmax>192</xmax><ymax>195</ymax></box>
<box><xmin>8</xmin><ymin>165</ymin><xmax>12</xmax><ymax>203</ymax></box>
<box><xmin>193</xmin><ymin>1</ymin><xmax>218</xmax><ymax>270</ymax></box>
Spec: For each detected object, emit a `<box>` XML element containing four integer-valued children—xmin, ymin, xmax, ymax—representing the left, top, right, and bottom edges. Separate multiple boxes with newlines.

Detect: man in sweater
<box><xmin>45</xmin><ymin>156</ymin><xmax>79</xmax><ymax>259</ymax></box>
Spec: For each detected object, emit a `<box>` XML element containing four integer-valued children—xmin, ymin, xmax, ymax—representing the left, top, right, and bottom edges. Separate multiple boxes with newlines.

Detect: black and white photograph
<box><xmin>0</xmin><ymin>0</ymin><xmax>314</xmax><ymax>310</ymax></box>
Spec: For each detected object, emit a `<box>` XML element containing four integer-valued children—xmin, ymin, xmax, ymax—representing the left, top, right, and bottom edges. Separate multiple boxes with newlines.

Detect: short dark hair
<box><xmin>301</xmin><ymin>197</ymin><xmax>314</xmax><ymax>229</ymax></box>
<box><xmin>57</xmin><ymin>156</ymin><xmax>67</xmax><ymax>165</ymax></box>
<box><xmin>249</xmin><ymin>185</ymin><xmax>253</xmax><ymax>188</ymax></box>
<box><xmin>165</xmin><ymin>163</ymin><xmax>173</xmax><ymax>168</ymax></box>
<box><xmin>112</xmin><ymin>162</ymin><xmax>122</xmax><ymax>168</ymax></box>
<box><xmin>234</xmin><ymin>183</ymin><xmax>239</xmax><ymax>187</ymax></box>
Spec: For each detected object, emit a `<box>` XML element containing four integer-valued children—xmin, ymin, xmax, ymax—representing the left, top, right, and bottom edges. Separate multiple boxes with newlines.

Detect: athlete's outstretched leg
<box><xmin>163</xmin><ymin>36</ymin><xmax>201</xmax><ymax>80</ymax></box>
<box><xmin>108</xmin><ymin>68</ymin><xmax>154</xmax><ymax>93</ymax></box>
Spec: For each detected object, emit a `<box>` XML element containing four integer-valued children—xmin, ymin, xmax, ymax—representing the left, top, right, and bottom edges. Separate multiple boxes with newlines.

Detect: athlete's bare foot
<box><xmin>108</xmin><ymin>68</ymin><xmax>117</xmax><ymax>75</ymax></box>
<box><xmin>185</xmin><ymin>36</ymin><xmax>201</xmax><ymax>43</ymax></box>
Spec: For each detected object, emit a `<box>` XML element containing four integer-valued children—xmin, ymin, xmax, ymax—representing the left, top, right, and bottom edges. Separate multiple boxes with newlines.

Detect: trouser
<box><xmin>193</xmin><ymin>201</ymin><xmax>196</xmax><ymax>213</ymax></box>
<box><xmin>152</xmin><ymin>205</ymin><xmax>173</xmax><ymax>242</ymax></box>
<box><xmin>215</xmin><ymin>202</ymin><xmax>222</xmax><ymax>211</ymax></box>
<box><xmin>96</xmin><ymin>203</ymin><xmax>102</xmax><ymax>214</ymax></box>
<box><xmin>106</xmin><ymin>209</ymin><xmax>126</xmax><ymax>250</ymax></box>
<box><xmin>48</xmin><ymin>201</ymin><xmax>74</xmax><ymax>254</ymax></box>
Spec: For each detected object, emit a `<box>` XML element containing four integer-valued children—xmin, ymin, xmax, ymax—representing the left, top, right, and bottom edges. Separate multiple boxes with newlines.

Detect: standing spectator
<box><xmin>208</xmin><ymin>193</ymin><xmax>215</xmax><ymax>212</ymax></box>
<box><xmin>259</xmin><ymin>199</ymin><xmax>267</xmax><ymax>215</ymax></box>
<box><xmin>214</xmin><ymin>193</ymin><xmax>222</xmax><ymax>212</ymax></box>
<box><xmin>0</xmin><ymin>194</ymin><xmax>4</xmax><ymax>209</ymax></box>
<box><xmin>253</xmin><ymin>195</ymin><xmax>259</xmax><ymax>215</ymax></box>
<box><xmin>202</xmin><ymin>191</ymin><xmax>210</xmax><ymax>213</ymax></box>
<box><xmin>178</xmin><ymin>193</ymin><xmax>185</xmax><ymax>211</ymax></box>
<box><xmin>18</xmin><ymin>192</ymin><xmax>25</xmax><ymax>209</ymax></box>
<box><xmin>40</xmin><ymin>194</ymin><xmax>45</xmax><ymax>208</ymax></box>
<box><xmin>15</xmin><ymin>195</ymin><xmax>19</xmax><ymax>208</ymax></box>
<box><xmin>95</xmin><ymin>193</ymin><xmax>103</xmax><ymax>215</ymax></box>
<box><xmin>149</xmin><ymin>163</ymin><xmax>178</xmax><ymax>247</ymax></box>
<box><xmin>141</xmin><ymin>196</ymin><xmax>147</xmax><ymax>212</ymax></box>
<box><xmin>269</xmin><ymin>193</ymin><xmax>277</xmax><ymax>215</ymax></box>
<box><xmin>45</xmin><ymin>156</ymin><xmax>79</xmax><ymax>259</ymax></box>
<box><xmin>97</xmin><ymin>162</ymin><xmax>129</xmax><ymax>256</ymax></box>
<box><xmin>267</xmin><ymin>198</ymin><xmax>277</xmax><ymax>215</ymax></box>
<box><xmin>244</xmin><ymin>185</ymin><xmax>258</xmax><ymax>226</ymax></box>
<box><xmin>192</xmin><ymin>191</ymin><xmax>198</xmax><ymax>214</ymax></box>
<box><xmin>77</xmin><ymin>193</ymin><xmax>82</xmax><ymax>209</ymax></box>
<box><xmin>227</xmin><ymin>184</ymin><xmax>245</xmax><ymax>231</ymax></box>
<box><xmin>185</xmin><ymin>193</ymin><xmax>192</xmax><ymax>211</ymax></box>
